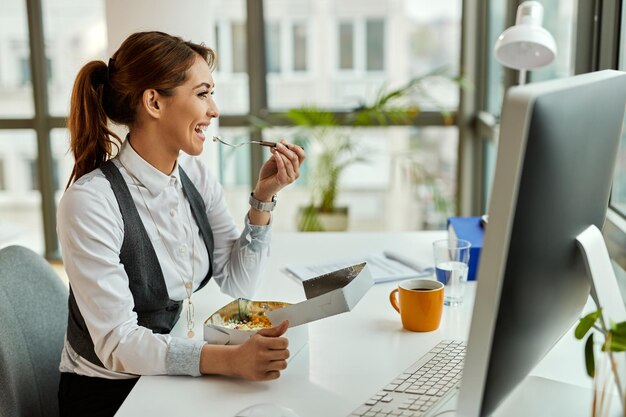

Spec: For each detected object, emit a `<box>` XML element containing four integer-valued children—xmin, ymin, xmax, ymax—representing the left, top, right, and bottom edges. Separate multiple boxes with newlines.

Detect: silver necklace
<box><xmin>119</xmin><ymin>159</ymin><xmax>197</xmax><ymax>338</ymax></box>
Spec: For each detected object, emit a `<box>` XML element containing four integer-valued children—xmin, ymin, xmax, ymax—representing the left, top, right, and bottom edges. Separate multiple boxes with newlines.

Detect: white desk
<box><xmin>116</xmin><ymin>232</ymin><xmax>605</xmax><ymax>417</ymax></box>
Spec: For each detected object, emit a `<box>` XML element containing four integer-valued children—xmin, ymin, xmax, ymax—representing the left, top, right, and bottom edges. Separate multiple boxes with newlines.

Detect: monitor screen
<box><xmin>457</xmin><ymin>70</ymin><xmax>626</xmax><ymax>416</ymax></box>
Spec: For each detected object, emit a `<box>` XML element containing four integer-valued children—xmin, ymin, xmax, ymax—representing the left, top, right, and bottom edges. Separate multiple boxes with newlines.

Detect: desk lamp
<box><xmin>494</xmin><ymin>1</ymin><xmax>557</xmax><ymax>85</ymax></box>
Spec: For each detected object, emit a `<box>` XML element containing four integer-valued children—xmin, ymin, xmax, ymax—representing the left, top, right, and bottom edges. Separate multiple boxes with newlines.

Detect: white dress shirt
<box><xmin>57</xmin><ymin>140</ymin><xmax>271</xmax><ymax>379</ymax></box>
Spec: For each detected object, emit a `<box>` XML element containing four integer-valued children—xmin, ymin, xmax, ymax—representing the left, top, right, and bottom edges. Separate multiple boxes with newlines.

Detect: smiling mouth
<box><xmin>194</xmin><ymin>125</ymin><xmax>209</xmax><ymax>139</ymax></box>
<box><xmin>194</xmin><ymin>125</ymin><xmax>209</xmax><ymax>135</ymax></box>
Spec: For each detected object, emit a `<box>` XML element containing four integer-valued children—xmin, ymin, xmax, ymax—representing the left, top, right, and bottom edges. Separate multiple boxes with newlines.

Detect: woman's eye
<box><xmin>198</xmin><ymin>91</ymin><xmax>209</xmax><ymax>98</ymax></box>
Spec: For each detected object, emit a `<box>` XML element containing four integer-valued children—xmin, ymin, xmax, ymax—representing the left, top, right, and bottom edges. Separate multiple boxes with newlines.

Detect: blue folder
<box><xmin>447</xmin><ymin>216</ymin><xmax>484</xmax><ymax>281</ymax></box>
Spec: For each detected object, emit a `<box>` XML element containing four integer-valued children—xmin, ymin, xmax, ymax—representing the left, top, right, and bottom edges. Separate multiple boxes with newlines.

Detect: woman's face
<box><xmin>158</xmin><ymin>56</ymin><xmax>219</xmax><ymax>157</ymax></box>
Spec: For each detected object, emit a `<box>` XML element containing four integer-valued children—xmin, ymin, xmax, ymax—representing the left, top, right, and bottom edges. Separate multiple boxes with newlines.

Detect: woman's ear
<box><xmin>142</xmin><ymin>89</ymin><xmax>162</xmax><ymax>119</ymax></box>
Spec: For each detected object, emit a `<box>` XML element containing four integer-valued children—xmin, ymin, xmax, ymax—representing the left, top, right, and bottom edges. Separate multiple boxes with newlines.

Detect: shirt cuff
<box><xmin>165</xmin><ymin>337</ymin><xmax>206</xmax><ymax>376</ymax></box>
<box><xmin>244</xmin><ymin>213</ymin><xmax>272</xmax><ymax>243</ymax></box>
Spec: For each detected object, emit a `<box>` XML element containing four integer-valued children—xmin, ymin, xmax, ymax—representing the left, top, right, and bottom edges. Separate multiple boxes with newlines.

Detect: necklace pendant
<box><xmin>185</xmin><ymin>282</ymin><xmax>193</xmax><ymax>289</ymax></box>
<box><xmin>187</xmin><ymin>329</ymin><xmax>195</xmax><ymax>338</ymax></box>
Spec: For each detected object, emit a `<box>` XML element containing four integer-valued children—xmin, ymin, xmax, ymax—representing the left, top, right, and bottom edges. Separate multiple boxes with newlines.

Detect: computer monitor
<box><xmin>457</xmin><ymin>70</ymin><xmax>626</xmax><ymax>416</ymax></box>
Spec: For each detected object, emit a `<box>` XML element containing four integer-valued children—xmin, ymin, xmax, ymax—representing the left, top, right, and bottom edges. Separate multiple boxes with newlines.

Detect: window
<box><xmin>0</xmin><ymin>0</ymin><xmax>34</xmax><ymax>117</ymax></box>
<box><xmin>339</xmin><ymin>22</ymin><xmax>355</xmax><ymax>70</ymax></box>
<box><xmin>28</xmin><ymin>159</ymin><xmax>59</xmax><ymax>192</ymax></box>
<box><xmin>42</xmin><ymin>0</ymin><xmax>107</xmax><ymax>116</ymax></box>
<box><xmin>19</xmin><ymin>56</ymin><xmax>52</xmax><ymax>86</ymax></box>
<box><xmin>0</xmin><ymin>131</ymin><xmax>43</xmax><ymax>254</ymax></box>
<box><xmin>365</xmin><ymin>19</ymin><xmax>384</xmax><ymax>71</ymax></box>
<box><xmin>232</xmin><ymin>22</ymin><xmax>247</xmax><ymax>73</ymax></box>
<box><xmin>611</xmin><ymin>6</ymin><xmax>626</xmax><ymax>216</ymax></box>
<box><xmin>266</xmin><ymin>22</ymin><xmax>281</xmax><ymax>73</ymax></box>
<box><xmin>0</xmin><ymin>159</ymin><xmax>5</xmax><ymax>191</ymax></box>
<box><xmin>529</xmin><ymin>0</ymin><xmax>577</xmax><ymax>82</ymax></box>
<box><xmin>293</xmin><ymin>22</ymin><xmax>307</xmax><ymax>71</ymax></box>
<box><xmin>337</xmin><ymin>19</ymin><xmax>385</xmax><ymax>73</ymax></box>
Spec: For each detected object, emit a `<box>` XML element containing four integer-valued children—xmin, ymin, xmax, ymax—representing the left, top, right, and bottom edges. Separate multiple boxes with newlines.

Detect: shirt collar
<box><xmin>117</xmin><ymin>138</ymin><xmax>179</xmax><ymax>197</ymax></box>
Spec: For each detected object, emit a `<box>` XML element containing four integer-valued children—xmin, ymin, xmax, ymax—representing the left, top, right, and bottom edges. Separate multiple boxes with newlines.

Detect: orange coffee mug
<box><xmin>389</xmin><ymin>279</ymin><xmax>444</xmax><ymax>332</ymax></box>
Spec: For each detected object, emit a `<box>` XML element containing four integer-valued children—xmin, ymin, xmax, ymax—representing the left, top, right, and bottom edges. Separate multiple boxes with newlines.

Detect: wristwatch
<box><xmin>249</xmin><ymin>192</ymin><xmax>277</xmax><ymax>212</ymax></box>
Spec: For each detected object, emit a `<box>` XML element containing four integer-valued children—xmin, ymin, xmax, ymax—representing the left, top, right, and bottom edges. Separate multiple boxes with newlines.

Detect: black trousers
<box><xmin>58</xmin><ymin>372</ymin><xmax>139</xmax><ymax>417</ymax></box>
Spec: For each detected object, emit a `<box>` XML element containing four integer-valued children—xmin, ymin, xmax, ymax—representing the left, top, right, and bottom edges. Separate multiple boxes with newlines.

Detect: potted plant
<box><xmin>286</xmin><ymin>107</ymin><xmax>365</xmax><ymax>232</ymax></box>
<box><xmin>285</xmin><ymin>69</ymin><xmax>461</xmax><ymax>232</ymax></box>
<box><xmin>575</xmin><ymin>308</ymin><xmax>626</xmax><ymax>416</ymax></box>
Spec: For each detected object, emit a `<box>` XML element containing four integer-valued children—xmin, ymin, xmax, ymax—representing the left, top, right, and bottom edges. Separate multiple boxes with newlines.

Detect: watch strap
<box><xmin>249</xmin><ymin>192</ymin><xmax>277</xmax><ymax>212</ymax></box>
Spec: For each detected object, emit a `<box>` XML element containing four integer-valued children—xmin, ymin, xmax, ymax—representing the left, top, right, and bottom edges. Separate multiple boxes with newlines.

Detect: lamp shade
<box><xmin>494</xmin><ymin>1</ymin><xmax>556</xmax><ymax>70</ymax></box>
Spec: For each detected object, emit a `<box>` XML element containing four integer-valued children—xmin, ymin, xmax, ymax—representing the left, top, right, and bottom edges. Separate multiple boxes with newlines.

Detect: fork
<box><xmin>212</xmin><ymin>136</ymin><xmax>277</xmax><ymax>149</ymax></box>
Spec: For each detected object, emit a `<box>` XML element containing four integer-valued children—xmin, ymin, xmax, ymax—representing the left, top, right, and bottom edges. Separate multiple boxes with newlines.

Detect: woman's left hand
<box><xmin>253</xmin><ymin>140</ymin><xmax>306</xmax><ymax>201</ymax></box>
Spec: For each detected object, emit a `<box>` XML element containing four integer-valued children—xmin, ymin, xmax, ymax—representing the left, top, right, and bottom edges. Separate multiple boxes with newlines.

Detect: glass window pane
<box><xmin>486</xmin><ymin>0</ymin><xmax>506</xmax><ymax>115</ymax></box>
<box><xmin>209</xmin><ymin>0</ymin><xmax>248</xmax><ymax>114</ymax></box>
<box><xmin>264</xmin><ymin>0</ymin><xmax>461</xmax><ymax>111</ymax></box>
<box><xmin>0</xmin><ymin>0</ymin><xmax>35</xmax><ymax>117</ymax></box>
<box><xmin>293</xmin><ymin>22</ymin><xmax>307</xmax><ymax>72</ymax></box>
<box><xmin>0</xmin><ymin>130</ymin><xmax>43</xmax><ymax>253</ymax></box>
<box><xmin>366</xmin><ymin>19</ymin><xmax>384</xmax><ymax>71</ymax></box>
<box><xmin>266</xmin><ymin>22</ymin><xmax>281</xmax><ymax>73</ymax></box>
<box><xmin>408</xmin><ymin>0</ymin><xmax>462</xmax><ymax>110</ymax></box>
<box><xmin>530</xmin><ymin>0</ymin><xmax>577</xmax><ymax>82</ymax></box>
<box><xmin>213</xmin><ymin>127</ymin><xmax>252</xmax><ymax>230</ymax></box>
<box><xmin>0</xmin><ymin>159</ymin><xmax>5</xmax><ymax>190</ymax></box>
<box><xmin>42</xmin><ymin>0</ymin><xmax>107</xmax><ymax>117</ymax></box>
<box><xmin>339</xmin><ymin>22</ymin><xmax>355</xmax><ymax>70</ymax></box>
<box><xmin>259</xmin><ymin>125</ymin><xmax>456</xmax><ymax>232</ymax></box>
<box><xmin>232</xmin><ymin>22</ymin><xmax>247</xmax><ymax>73</ymax></box>
<box><xmin>611</xmin><ymin>8</ymin><xmax>626</xmax><ymax>217</ymax></box>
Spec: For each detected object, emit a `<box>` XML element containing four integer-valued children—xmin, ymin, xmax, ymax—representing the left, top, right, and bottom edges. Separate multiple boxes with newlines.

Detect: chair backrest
<box><xmin>0</xmin><ymin>245</ymin><xmax>68</xmax><ymax>417</ymax></box>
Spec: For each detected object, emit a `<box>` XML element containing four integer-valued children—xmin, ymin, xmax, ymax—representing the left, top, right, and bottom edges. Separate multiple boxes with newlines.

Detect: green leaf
<box><xmin>585</xmin><ymin>333</ymin><xmax>595</xmax><ymax>377</ymax></box>
<box><xmin>575</xmin><ymin>309</ymin><xmax>603</xmax><ymax>339</ymax></box>
<box><xmin>611</xmin><ymin>321</ymin><xmax>626</xmax><ymax>336</ymax></box>
<box><xmin>604</xmin><ymin>332</ymin><xmax>626</xmax><ymax>352</ymax></box>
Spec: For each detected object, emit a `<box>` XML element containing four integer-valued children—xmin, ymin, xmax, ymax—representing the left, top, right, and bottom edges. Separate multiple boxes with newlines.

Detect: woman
<box><xmin>57</xmin><ymin>31</ymin><xmax>305</xmax><ymax>416</ymax></box>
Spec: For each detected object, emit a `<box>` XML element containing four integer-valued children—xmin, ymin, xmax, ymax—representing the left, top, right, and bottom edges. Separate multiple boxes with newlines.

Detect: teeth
<box><xmin>196</xmin><ymin>125</ymin><xmax>208</xmax><ymax>133</ymax></box>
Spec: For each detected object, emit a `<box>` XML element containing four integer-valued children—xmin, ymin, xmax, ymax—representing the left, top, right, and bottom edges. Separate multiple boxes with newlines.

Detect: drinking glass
<box><xmin>432</xmin><ymin>239</ymin><xmax>471</xmax><ymax>306</ymax></box>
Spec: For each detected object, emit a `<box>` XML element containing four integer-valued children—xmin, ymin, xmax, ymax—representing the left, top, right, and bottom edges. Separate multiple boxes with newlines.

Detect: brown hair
<box><xmin>66</xmin><ymin>31</ymin><xmax>216</xmax><ymax>187</ymax></box>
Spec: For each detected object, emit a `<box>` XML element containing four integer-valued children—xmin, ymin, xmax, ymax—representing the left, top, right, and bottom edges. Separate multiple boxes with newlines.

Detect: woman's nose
<box><xmin>208</xmin><ymin>102</ymin><xmax>219</xmax><ymax>118</ymax></box>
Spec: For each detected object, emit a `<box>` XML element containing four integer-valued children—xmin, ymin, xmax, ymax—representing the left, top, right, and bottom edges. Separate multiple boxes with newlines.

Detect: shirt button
<box><xmin>170</xmin><ymin>208</ymin><xmax>177</xmax><ymax>217</ymax></box>
<box><xmin>180</xmin><ymin>245</ymin><xmax>187</xmax><ymax>254</ymax></box>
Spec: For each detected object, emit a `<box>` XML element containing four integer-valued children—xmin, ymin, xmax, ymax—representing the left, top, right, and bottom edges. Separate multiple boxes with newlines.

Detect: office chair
<box><xmin>0</xmin><ymin>245</ymin><xmax>68</xmax><ymax>417</ymax></box>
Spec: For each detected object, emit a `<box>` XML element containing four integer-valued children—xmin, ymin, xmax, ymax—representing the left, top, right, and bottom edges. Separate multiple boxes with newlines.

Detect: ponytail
<box><xmin>66</xmin><ymin>60</ymin><xmax>121</xmax><ymax>188</ymax></box>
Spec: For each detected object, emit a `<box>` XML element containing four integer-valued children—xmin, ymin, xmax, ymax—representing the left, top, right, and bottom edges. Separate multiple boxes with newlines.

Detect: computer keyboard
<box><xmin>348</xmin><ymin>340</ymin><xmax>466</xmax><ymax>417</ymax></box>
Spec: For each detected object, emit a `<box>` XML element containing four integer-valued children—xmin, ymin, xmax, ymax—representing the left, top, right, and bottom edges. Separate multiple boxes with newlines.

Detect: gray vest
<box><xmin>66</xmin><ymin>160</ymin><xmax>214</xmax><ymax>368</ymax></box>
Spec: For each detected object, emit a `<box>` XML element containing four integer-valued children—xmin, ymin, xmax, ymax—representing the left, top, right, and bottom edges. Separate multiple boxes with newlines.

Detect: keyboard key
<box><xmin>395</xmin><ymin>383</ymin><xmax>411</xmax><ymax>392</ymax></box>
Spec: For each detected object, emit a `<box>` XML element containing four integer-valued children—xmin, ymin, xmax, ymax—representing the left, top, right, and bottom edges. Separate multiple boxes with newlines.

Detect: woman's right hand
<box><xmin>231</xmin><ymin>320</ymin><xmax>290</xmax><ymax>381</ymax></box>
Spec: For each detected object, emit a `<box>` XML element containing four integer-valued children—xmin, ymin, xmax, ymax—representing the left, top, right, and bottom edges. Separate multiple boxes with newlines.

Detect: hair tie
<box><xmin>92</xmin><ymin>58</ymin><xmax>115</xmax><ymax>87</ymax></box>
<box><xmin>108</xmin><ymin>58</ymin><xmax>115</xmax><ymax>78</ymax></box>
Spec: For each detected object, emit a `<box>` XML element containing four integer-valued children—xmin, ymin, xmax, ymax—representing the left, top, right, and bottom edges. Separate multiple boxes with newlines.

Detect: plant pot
<box><xmin>296</xmin><ymin>206</ymin><xmax>349</xmax><ymax>232</ymax></box>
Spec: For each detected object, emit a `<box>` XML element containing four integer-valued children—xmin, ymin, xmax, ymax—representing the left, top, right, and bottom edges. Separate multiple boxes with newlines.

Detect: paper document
<box><xmin>285</xmin><ymin>252</ymin><xmax>434</xmax><ymax>284</ymax></box>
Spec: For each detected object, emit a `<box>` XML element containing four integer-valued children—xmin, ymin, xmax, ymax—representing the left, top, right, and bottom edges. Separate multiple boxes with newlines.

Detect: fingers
<box><xmin>282</xmin><ymin>139</ymin><xmax>306</xmax><ymax>164</ymax></box>
<box><xmin>273</xmin><ymin>140</ymin><xmax>304</xmax><ymax>182</ymax></box>
<box><xmin>271</xmin><ymin>145</ymin><xmax>297</xmax><ymax>182</ymax></box>
<box><xmin>257</xmin><ymin>320</ymin><xmax>289</xmax><ymax>337</ymax></box>
<box><xmin>267</xmin><ymin>359</ymin><xmax>288</xmax><ymax>372</ymax></box>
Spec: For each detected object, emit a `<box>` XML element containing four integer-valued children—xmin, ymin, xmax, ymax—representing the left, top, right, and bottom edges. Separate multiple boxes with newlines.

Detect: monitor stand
<box><xmin>576</xmin><ymin>224</ymin><xmax>626</xmax><ymax>409</ymax></box>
